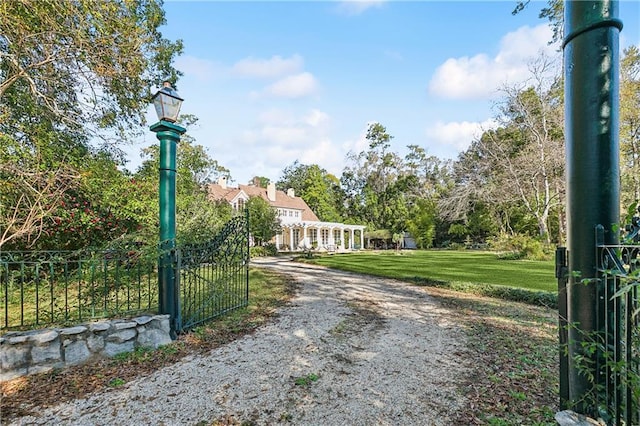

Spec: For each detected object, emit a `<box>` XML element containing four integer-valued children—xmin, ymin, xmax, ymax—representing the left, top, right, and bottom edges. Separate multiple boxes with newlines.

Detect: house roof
<box><xmin>208</xmin><ymin>183</ymin><xmax>320</xmax><ymax>222</ymax></box>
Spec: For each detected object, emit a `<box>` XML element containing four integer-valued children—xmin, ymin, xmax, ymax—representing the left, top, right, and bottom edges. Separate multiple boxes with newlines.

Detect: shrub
<box><xmin>488</xmin><ymin>233</ymin><xmax>551</xmax><ymax>261</ymax></box>
<box><xmin>250</xmin><ymin>246</ymin><xmax>267</xmax><ymax>257</ymax></box>
<box><xmin>447</xmin><ymin>242</ymin><xmax>466</xmax><ymax>250</ymax></box>
<box><xmin>249</xmin><ymin>243</ymin><xmax>278</xmax><ymax>257</ymax></box>
<box><xmin>262</xmin><ymin>243</ymin><xmax>278</xmax><ymax>256</ymax></box>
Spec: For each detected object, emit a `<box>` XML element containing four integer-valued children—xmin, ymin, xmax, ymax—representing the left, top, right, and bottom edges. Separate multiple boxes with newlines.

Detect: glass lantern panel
<box><xmin>152</xmin><ymin>92</ymin><xmax>183</xmax><ymax>122</ymax></box>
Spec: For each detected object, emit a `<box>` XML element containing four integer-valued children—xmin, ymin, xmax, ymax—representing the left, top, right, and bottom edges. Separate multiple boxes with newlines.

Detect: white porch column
<box><xmin>360</xmin><ymin>229</ymin><xmax>364</xmax><ymax>250</ymax></box>
<box><xmin>275</xmin><ymin>233</ymin><xmax>281</xmax><ymax>250</ymax></box>
<box><xmin>340</xmin><ymin>228</ymin><xmax>345</xmax><ymax>250</ymax></box>
<box><xmin>350</xmin><ymin>229</ymin><xmax>355</xmax><ymax>249</ymax></box>
<box><xmin>328</xmin><ymin>227</ymin><xmax>335</xmax><ymax>246</ymax></box>
<box><xmin>289</xmin><ymin>227</ymin><xmax>294</xmax><ymax>250</ymax></box>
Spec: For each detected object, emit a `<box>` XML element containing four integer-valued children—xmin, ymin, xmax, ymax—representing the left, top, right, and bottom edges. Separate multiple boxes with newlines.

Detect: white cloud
<box><xmin>261</xmin><ymin>125</ymin><xmax>309</xmax><ymax>147</ymax></box>
<box><xmin>264</xmin><ymin>72</ymin><xmax>319</xmax><ymax>98</ymax></box>
<box><xmin>238</xmin><ymin>108</ymin><xmax>331</xmax><ymax>149</ymax></box>
<box><xmin>231</xmin><ymin>55</ymin><xmax>304</xmax><ymax>78</ymax></box>
<box><xmin>336</xmin><ymin>0</ymin><xmax>386</xmax><ymax>16</ymax></box>
<box><xmin>428</xmin><ymin>24</ymin><xmax>558</xmax><ymax>100</ymax></box>
<box><xmin>175</xmin><ymin>55</ymin><xmax>219</xmax><ymax>82</ymax></box>
<box><xmin>304</xmin><ymin>109</ymin><xmax>330</xmax><ymax>127</ymax></box>
<box><xmin>257</xmin><ymin>108</ymin><xmax>294</xmax><ymax>125</ymax></box>
<box><xmin>426</xmin><ymin>119</ymin><xmax>498</xmax><ymax>156</ymax></box>
<box><xmin>300</xmin><ymin>139</ymin><xmax>338</xmax><ymax>167</ymax></box>
<box><xmin>223</xmin><ymin>108</ymin><xmax>351</xmax><ymax>181</ymax></box>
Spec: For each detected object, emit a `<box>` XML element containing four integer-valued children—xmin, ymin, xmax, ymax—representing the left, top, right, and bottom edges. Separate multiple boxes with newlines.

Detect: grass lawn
<box><xmin>305</xmin><ymin>250</ymin><xmax>557</xmax><ymax>293</ymax></box>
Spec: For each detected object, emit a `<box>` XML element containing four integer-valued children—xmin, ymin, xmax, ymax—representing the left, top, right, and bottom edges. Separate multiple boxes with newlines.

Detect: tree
<box><xmin>245</xmin><ymin>197</ymin><xmax>281</xmax><ymax>246</ymax></box>
<box><xmin>0</xmin><ymin>158</ymin><xmax>79</xmax><ymax>249</ymax></box>
<box><xmin>0</xmin><ymin>0</ymin><xmax>183</xmax><ymax>140</ymax></box>
<box><xmin>341</xmin><ymin>123</ymin><xmax>406</xmax><ymax>231</ymax></box>
<box><xmin>512</xmin><ymin>0</ymin><xmax>563</xmax><ymax>43</ymax></box>
<box><xmin>440</xmin><ymin>55</ymin><xmax>565</xmax><ymax>244</ymax></box>
<box><xmin>0</xmin><ymin>0</ymin><xmax>183</xmax><ymax>249</ymax></box>
<box><xmin>619</xmin><ymin>46</ymin><xmax>640</xmax><ymax>208</ymax></box>
<box><xmin>406</xmin><ymin>198</ymin><xmax>437</xmax><ymax>249</ymax></box>
<box><xmin>277</xmin><ymin>161</ymin><xmax>343</xmax><ymax>222</ymax></box>
<box><xmin>249</xmin><ymin>176</ymin><xmax>270</xmax><ymax>188</ymax></box>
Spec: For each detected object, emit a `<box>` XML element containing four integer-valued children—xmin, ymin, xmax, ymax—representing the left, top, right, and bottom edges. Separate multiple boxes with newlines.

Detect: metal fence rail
<box><xmin>595</xmin><ymin>226</ymin><xmax>640</xmax><ymax>425</ymax></box>
<box><xmin>1</xmin><ymin>249</ymin><xmax>158</xmax><ymax>331</ymax></box>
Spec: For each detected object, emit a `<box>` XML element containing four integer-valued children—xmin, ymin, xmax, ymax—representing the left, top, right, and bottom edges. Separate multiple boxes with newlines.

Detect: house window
<box><xmin>293</xmin><ymin>229</ymin><xmax>300</xmax><ymax>249</ymax></box>
<box><xmin>309</xmin><ymin>228</ymin><xmax>318</xmax><ymax>243</ymax></box>
<box><xmin>237</xmin><ymin>198</ymin><xmax>245</xmax><ymax>211</ymax></box>
<box><xmin>321</xmin><ymin>229</ymin><xmax>329</xmax><ymax>245</ymax></box>
<box><xmin>289</xmin><ymin>211</ymin><xmax>292</xmax><ymax>217</ymax></box>
<box><xmin>295</xmin><ymin>211</ymin><xmax>299</xmax><ymax>217</ymax></box>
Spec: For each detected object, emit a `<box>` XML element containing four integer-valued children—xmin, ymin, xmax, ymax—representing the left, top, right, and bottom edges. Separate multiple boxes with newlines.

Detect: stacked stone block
<box><xmin>0</xmin><ymin>315</ymin><xmax>172</xmax><ymax>381</ymax></box>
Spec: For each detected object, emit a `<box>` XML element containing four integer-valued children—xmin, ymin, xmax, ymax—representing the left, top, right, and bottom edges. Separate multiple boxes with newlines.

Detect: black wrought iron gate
<box><xmin>176</xmin><ymin>212</ymin><xmax>249</xmax><ymax>332</ymax></box>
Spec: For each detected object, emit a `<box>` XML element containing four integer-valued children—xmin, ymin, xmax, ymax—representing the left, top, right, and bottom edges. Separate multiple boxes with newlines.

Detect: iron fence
<box><xmin>1</xmin><ymin>249</ymin><xmax>158</xmax><ymax>331</ymax></box>
<box><xmin>177</xmin><ymin>212</ymin><xmax>249</xmax><ymax>332</ymax></box>
<box><xmin>594</xmin><ymin>226</ymin><xmax>640</xmax><ymax>425</ymax></box>
<box><xmin>2</xmin><ymin>214</ymin><xmax>250</xmax><ymax>334</ymax></box>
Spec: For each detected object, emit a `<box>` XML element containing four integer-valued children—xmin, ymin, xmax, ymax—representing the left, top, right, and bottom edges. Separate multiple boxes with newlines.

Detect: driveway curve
<box><xmin>10</xmin><ymin>257</ymin><xmax>470</xmax><ymax>426</ymax></box>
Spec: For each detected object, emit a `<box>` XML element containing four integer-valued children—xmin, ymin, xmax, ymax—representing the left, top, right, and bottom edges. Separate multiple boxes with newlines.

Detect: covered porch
<box><xmin>275</xmin><ymin>221</ymin><xmax>366</xmax><ymax>252</ymax></box>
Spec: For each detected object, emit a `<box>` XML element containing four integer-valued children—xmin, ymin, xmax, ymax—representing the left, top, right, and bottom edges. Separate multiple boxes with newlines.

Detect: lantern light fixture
<box><xmin>151</xmin><ymin>81</ymin><xmax>183</xmax><ymax>123</ymax></box>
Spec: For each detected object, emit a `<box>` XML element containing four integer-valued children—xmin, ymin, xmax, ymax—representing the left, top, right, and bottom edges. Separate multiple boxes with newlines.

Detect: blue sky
<box><xmin>127</xmin><ymin>0</ymin><xmax>640</xmax><ymax>185</ymax></box>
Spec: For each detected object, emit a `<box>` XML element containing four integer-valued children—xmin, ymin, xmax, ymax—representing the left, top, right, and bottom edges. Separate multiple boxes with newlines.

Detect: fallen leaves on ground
<box><xmin>425</xmin><ymin>287</ymin><xmax>559</xmax><ymax>425</ymax></box>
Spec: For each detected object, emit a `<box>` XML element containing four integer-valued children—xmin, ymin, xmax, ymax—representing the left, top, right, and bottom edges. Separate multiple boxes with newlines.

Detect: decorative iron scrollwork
<box><xmin>177</xmin><ymin>211</ymin><xmax>249</xmax><ymax>331</ymax></box>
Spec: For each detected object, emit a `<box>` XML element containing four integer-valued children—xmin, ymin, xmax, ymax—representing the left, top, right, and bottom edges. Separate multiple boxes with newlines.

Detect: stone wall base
<box><xmin>1</xmin><ymin>315</ymin><xmax>172</xmax><ymax>381</ymax></box>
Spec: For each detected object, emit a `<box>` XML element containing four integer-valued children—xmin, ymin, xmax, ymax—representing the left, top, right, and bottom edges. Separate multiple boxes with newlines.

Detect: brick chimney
<box><xmin>267</xmin><ymin>182</ymin><xmax>276</xmax><ymax>201</ymax></box>
<box><xmin>218</xmin><ymin>176</ymin><xmax>227</xmax><ymax>189</ymax></box>
<box><xmin>287</xmin><ymin>188</ymin><xmax>295</xmax><ymax>198</ymax></box>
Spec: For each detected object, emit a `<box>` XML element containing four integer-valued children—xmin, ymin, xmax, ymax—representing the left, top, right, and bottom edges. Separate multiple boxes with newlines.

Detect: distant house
<box><xmin>208</xmin><ymin>177</ymin><xmax>365</xmax><ymax>251</ymax></box>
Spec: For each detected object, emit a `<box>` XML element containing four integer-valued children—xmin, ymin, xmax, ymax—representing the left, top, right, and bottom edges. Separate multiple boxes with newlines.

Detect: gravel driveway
<box><xmin>10</xmin><ymin>258</ymin><xmax>470</xmax><ymax>426</ymax></box>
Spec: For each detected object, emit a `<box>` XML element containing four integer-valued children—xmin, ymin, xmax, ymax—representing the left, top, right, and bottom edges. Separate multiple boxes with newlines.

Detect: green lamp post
<box><xmin>150</xmin><ymin>82</ymin><xmax>185</xmax><ymax>337</ymax></box>
<box><xmin>563</xmin><ymin>0</ymin><xmax>622</xmax><ymax>414</ymax></box>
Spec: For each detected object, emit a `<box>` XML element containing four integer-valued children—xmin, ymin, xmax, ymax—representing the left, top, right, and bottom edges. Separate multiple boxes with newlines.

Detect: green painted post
<box><xmin>563</xmin><ymin>0</ymin><xmax>622</xmax><ymax>414</ymax></box>
<box><xmin>150</xmin><ymin>120</ymin><xmax>186</xmax><ymax>338</ymax></box>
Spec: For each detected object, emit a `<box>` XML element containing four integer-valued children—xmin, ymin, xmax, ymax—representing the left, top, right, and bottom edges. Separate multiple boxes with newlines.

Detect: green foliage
<box><xmin>0</xmin><ymin>0</ymin><xmax>183</xmax><ymax>139</ymax></box>
<box><xmin>365</xmin><ymin>229</ymin><xmax>392</xmax><ymax>240</ymax></box>
<box><xmin>406</xmin><ymin>198</ymin><xmax>437</xmax><ymax>248</ymax></box>
<box><xmin>246</xmin><ymin>197</ymin><xmax>281</xmax><ymax>246</ymax></box>
<box><xmin>488</xmin><ymin>233</ymin><xmax>551</xmax><ymax>261</ymax></box>
<box><xmin>250</xmin><ymin>243</ymin><xmax>278</xmax><ymax>257</ymax></box>
<box><xmin>293</xmin><ymin>373</ymin><xmax>319</xmax><ymax>387</ymax></box>
<box><xmin>107</xmin><ymin>377</ymin><xmax>126</xmax><ymax>388</ymax></box>
<box><xmin>0</xmin><ymin>0</ymin><xmax>184</xmax><ymax>249</ymax></box>
<box><xmin>620</xmin><ymin>46</ymin><xmax>640</xmax><ymax>208</ymax></box>
<box><xmin>249</xmin><ymin>176</ymin><xmax>271</xmax><ymax>188</ymax></box>
<box><xmin>277</xmin><ymin>161</ymin><xmax>343</xmax><ymax>222</ymax></box>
